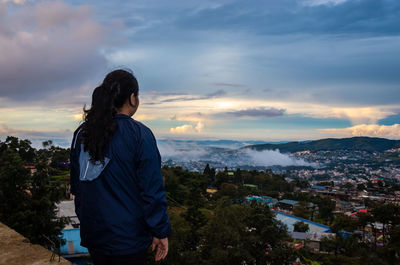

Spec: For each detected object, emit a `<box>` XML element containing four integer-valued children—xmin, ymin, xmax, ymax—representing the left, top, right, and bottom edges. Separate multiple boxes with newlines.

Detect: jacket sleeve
<box><xmin>136</xmin><ymin>126</ymin><xmax>171</xmax><ymax>239</ymax></box>
<box><xmin>70</xmin><ymin>126</ymin><xmax>82</xmax><ymax>220</ymax></box>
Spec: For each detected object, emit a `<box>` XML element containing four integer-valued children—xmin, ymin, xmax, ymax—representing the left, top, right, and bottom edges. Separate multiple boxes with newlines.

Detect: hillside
<box><xmin>244</xmin><ymin>137</ymin><xmax>400</xmax><ymax>153</ymax></box>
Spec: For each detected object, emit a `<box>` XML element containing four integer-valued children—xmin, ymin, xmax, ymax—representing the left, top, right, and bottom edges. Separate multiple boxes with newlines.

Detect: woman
<box><xmin>69</xmin><ymin>69</ymin><xmax>171</xmax><ymax>265</ymax></box>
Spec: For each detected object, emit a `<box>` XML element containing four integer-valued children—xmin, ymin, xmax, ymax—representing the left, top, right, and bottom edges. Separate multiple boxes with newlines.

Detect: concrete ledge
<box><xmin>0</xmin><ymin>222</ymin><xmax>71</xmax><ymax>265</ymax></box>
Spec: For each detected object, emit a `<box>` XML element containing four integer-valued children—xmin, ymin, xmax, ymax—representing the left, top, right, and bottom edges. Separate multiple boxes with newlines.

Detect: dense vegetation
<box><xmin>154</xmin><ymin>165</ymin><xmax>400</xmax><ymax>265</ymax></box>
<box><xmin>1</xmin><ymin>136</ymin><xmax>400</xmax><ymax>264</ymax></box>
<box><xmin>0</xmin><ymin>136</ymin><xmax>70</xmax><ymax>247</ymax></box>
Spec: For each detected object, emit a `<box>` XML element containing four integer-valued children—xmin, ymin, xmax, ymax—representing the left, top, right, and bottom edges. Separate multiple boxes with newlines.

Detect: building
<box><xmin>277</xmin><ymin>199</ymin><xmax>299</xmax><ymax>211</ymax></box>
<box><xmin>55</xmin><ymin>200</ymin><xmax>88</xmax><ymax>257</ymax></box>
<box><xmin>246</xmin><ymin>195</ymin><xmax>278</xmax><ymax>208</ymax></box>
<box><xmin>243</xmin><ymin>184</ymin><xmax>258</xmax><ymax>189</ymax></box>
<box><xmin>24</xmin><ymin>165</ymin><xmax>37</xmax><ymax>176</ymax></box>
<box><xmin>274</xmin><ymin>211</ymin><xmax>331</xmax><ymax>234</ymax></box>
<box><xmin>290</xmin><ymin>231</ymin><xmax>335</xmax><ymax>253</ymax></box>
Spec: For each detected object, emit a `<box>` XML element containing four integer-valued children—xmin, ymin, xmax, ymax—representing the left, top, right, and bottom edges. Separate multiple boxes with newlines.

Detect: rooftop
<box><xmin>274</xmin><ymin>211</ymin><xmax>331</xmax><ymax>233</ymax></box>
<box><xmin>279</xmin><ymin>199</ymin><xmax>299</xmax><ymax>206</ymax></box>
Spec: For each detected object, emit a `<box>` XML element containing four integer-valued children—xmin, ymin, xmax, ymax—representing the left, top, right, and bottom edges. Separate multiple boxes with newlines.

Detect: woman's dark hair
<box><xmin>82</xmin><ymin>69</ymin><xmax>139</xmax><ymax>163</ymax></box>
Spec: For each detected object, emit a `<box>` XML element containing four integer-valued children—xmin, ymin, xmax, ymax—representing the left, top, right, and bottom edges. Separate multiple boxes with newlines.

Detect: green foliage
<box><xmin>0</xmin><ymin>148</ymin><xmax>31</xmax><ymax>231</ymax></box>
<box><xmin>0</xmin><ymin>137</ymin><xmax>68</xmax><ymax>249</ymax></box>
<box><xmin>218</xmin><ymin>182</ymin><xmax>238</xmax><ymax>198</ymax></box>
<box><xmin>312</xmin><ymin>196</ymin><xmax>335</xmax><ymax>223</ymax></box>
<box><xmin>203</xmin><ymin>163</ymin><xmax>216</xmax><ymax>185</ymax></box>
<box><xmin>293</xmin><ymin>221</ymin><xmax>309</xmax><ymax>233</ymax></box>
<box><xmin>149</xmin><ymin>164</ymin><xmax>297</xmax><ymax>265</ymax></box>
<box><xmin>28</xmin><ymin>159</ymin><xmax>69</xmax><ymax>245</ymax></box>
<box><xmin>330</xmin><ymin>214</ymin><xmax>358</xmax><ymax>233</ymax></box>
<box><xmin>293</xmin><ymin>201</ymin><xmax>311</xmax><ymax>219</ymax></box>
<box><xmin>4</xmin><ymin>136</ymin><xmax>400</xmax><ymax>264</ymax></box>
<box><xmin>292</xmin><ymin>179</ymin><xmax>311</xmax><ymax>189</ymax></box>
<box><xmin>199</xmin><ymin>198</ymin><xmax>295</xmax><ymax>265</ymax></box>
<box><xmin>0</xmin><ymin>136</ymin><xmax>36</xmax><ymax>163</ymax></box>
<box><xmin>320</xmin><ymin>234</ymin><xmax>362</xmax><ymax>257</ymax></box>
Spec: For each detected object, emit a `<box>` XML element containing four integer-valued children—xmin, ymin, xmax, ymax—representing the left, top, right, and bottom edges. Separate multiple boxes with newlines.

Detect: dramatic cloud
<box><xmin>1</xmin><ymin>0</ymin><xmax>400</xmax><ymax>143</ymax></box>
<box><xmin>170</xmin><ymin>122</ymin><xmax>204</xmax><ymax>134</ymax></box>
<box><xmin>225</xmin><ymin>107</ymin><xmax>285</xmax><ymax>118</ymax></box>
<box><xmin>0</xmin><ymin>1</ymin><xmax>108</xmax><ymax>102</ymax></box>
<box><xmin>320</xmin><ymin>124</ymin><xmax>400</xmax><ymax>138</ymax></box>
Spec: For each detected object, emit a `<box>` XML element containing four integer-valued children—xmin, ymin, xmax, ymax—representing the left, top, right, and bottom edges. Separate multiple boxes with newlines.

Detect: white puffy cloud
<box><xmin>319</xmin><ymin>124</ymin><xmax>400</xmax><ymax>139</ymax></box>
<box><xmin>170</xmin><ymin>122</ymin><xmax>204</xmax><ymax>134</ymax></box>
<box><xmin>170</xmin><ymin>124</ymin><xmax>195</xmax><ymax>134</ymax></box>
<box><xmin>195</xmin><ymin>121</ymin><xmax>204</xmax><ymax>133</ymax></box>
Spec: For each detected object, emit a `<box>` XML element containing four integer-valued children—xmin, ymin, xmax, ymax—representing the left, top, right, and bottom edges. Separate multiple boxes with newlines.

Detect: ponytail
<box><xmin>81</xmin><ymin>69</ymin><xmax>139</xmax><ymax>164</ymax></box>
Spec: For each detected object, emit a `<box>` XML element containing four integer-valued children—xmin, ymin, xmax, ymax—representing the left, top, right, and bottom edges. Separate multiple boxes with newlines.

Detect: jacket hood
<box><xmin>78</xmin><ymin>143</ymin><xmax>110</xmax><ymax>181</ymax></box>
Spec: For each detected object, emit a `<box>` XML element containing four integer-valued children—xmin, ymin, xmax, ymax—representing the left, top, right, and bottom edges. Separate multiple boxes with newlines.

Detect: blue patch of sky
<box><xmin>175</xmin><ymin>0</ymin><xmax>400</xmax><ymax>37</ymax></box>
<box><xmin>378</xmin><ymin>113</ymin><xmax>400</xmax><ymax>126</ymax></box>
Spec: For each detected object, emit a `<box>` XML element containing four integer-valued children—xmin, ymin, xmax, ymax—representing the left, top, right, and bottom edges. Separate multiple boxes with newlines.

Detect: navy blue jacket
<box><xmin>69</xmin><ymin>113</ymin><xmax>171</xmax><ymax>255</ymax></box>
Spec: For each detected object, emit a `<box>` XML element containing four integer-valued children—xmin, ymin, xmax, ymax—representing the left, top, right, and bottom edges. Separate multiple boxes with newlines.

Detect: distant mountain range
<box><xmin>157</xmin><ymin>139</ymin><xmax>288</xmax><ymax>149</ymax></box>
<box><xmin>244</xmin><ymin>137</ymin><xmax>400</xmax><ymax>153</ymax></box>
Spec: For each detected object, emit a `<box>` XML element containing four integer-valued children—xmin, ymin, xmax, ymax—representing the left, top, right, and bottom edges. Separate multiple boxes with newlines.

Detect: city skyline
<box><xmin>1</xmin><ymin>0</ymin><xmax>399</xmax><ymax>145</ymax></box>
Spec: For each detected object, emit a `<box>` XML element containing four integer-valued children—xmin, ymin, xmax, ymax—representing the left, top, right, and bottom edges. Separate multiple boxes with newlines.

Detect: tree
<box><xmin>218</xmin><ymin>182</ymin><xmax>238</xmax><ymax>198</ymax></box>
<box><xmin>215</xmin><ymin>171</ymin><xmax>229</xmax><ymax>189</ymax></box>
<box><xmin>315</xmin><ymin>197</ymin><xmax>335</xmax><ymax>224</ymax></box>
<box><xmin>234</xmin><ymin>168</ymin><xmax>242</xmax><ymax>185</ymax></box>
<box><xmin>0</xmin><ymin>138</ymin><xmax>68</xmax><ymax>248</ymax></box>
<box><xmin>357</xmin><ymin>212</ymin><xmax>372</xmax><ymax>242</ymax></box>
<box><xmin>1</xmin><ymin>136</ymin><xmax>36</xmax><ymax>163</ymax></box>
<box><xmin>372</xmin><ymin>203</ymin><xmax>400</xmax><ymax>244</ymax></box>
<box><xmin>243</xmin><ymin>200</ymin><xmax>295</xmax><ymax>265</ymax></box>
<box><xmin>27</xmin><ymin>158</ymin><xmax>68</xmax><ymax>246</ymax></box>
<box><xmin>0</xmin><ymin>149</ymin><xmax>31</xmax><ymax>234</ymax></box>
<box><xmin>148</xmin><ymin>208</ymin><xmax>201</xmax><ymax>265</ymax></box>
<box><xmin>200</xmin><ymin>198</ymin><xmax>295</xmax><ymax>265</ymax></box>
<box><xmin>383</xmin><ymin>225</ymin><xmax>400</xmax><ymax>264</ymax></box>
<box><xmin>181</xmin><ymin>184</ymin><xmax>207</xmax><ymax>251</ymax></box>
<box><xmin>320</xmin><ymin>234</ymin><xmax>361</xmax><ymax>258</ymax></box>
<box><xmin>203</xmin><ymin>164</ymin><xmax>215</xmax><ymax>186</ymax></box>
<box><xmin>293</xmin><ymin>221</ymin><xmax>309</xmax><ymax>233</ymax></box>
<box><xmin>330</xmin><ymin>215</ymin><xmax>358</xmax><ymax>234</ymax></box>
<box><xmin>293</xmin><ymin>201</ymin><xmax>311</xmax><ymax>219</ymax></box>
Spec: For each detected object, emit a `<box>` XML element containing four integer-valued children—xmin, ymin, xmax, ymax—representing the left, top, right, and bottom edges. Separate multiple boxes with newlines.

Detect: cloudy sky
<box><xmin>0</xmin><ymin>0</ymin><xmax>399</xmax><ymax>146</ymax></box>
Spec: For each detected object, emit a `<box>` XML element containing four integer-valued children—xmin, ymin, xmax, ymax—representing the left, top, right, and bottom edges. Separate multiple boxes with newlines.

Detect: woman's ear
<box><xmin>130</xmin><ymin>93</ymin><xmax>136</xmax><ymax>107</ymax></box>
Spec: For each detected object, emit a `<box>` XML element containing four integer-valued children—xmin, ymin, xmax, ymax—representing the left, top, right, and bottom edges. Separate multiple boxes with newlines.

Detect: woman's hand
<box><xmin>152</xmin><ymin>237</ymin><xmax>168</xmax><ymax>261</ymax></box>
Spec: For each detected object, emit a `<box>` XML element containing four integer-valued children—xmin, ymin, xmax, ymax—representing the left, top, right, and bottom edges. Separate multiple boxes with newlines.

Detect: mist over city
<box><xmin>158</xmin><ymin>140</ymin><xmax>317</xmax><ymax>170</ymax></box>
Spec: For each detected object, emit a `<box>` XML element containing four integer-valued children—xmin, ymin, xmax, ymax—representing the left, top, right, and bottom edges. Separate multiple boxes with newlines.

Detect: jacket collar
<box><xmin>114</xmin><ymin>113</ymin><xmax>132</xmax><ymax>119</ymax></box>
